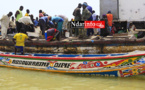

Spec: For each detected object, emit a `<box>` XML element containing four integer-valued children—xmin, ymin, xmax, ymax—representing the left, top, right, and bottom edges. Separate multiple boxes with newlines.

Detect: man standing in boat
<box><xmin>13</xmin><ymin>28</ymin><xmax>31</xmax><ymax>55</ymax></box>
<box><xmin>0</xmin><ymin>12</ymin><xmax>13</xmax><ymax>40</ymax></box>
<box><xmin>73</xmin><ymin>3</ymin><xmax>82</xmax><ymax>37</ymax></box>
<box><xmin>106</xmin><ymin>11</ymin><xmax>113</xmax><ymax>34</ymax></box>
<box><xmin>15</xmin><ymin>6</ymin><xmax>24</xmax><ymax>33</ymax></box>
<box><xmin>39</xmin><ymin>15</ymin><xmax>48</xmax><ymax>38</ymax></box>
<box><xmin>83</xmin><ymin>2</ymin><xmax>94</xmax><ymax>36</ymax></box>
<box><xmin>25</xmin><ymin>9</ymin><xmax>30</xmax><ymax>16</ymax></box>
<box><xmin>48</xmin><ymin>16</ymin><xmax>64</xmax><ymax>37</ymax></box>
<box><xmin>82</xmin><ymin>3</ymin><xmax>92</xmax><ymax>38</ymax></box>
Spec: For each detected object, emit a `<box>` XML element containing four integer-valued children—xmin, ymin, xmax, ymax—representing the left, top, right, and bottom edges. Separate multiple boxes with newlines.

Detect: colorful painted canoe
<box><xmin>0</xmin><ymin>51</ymin><xmax>145</xmax><ymax>77</ymax></box>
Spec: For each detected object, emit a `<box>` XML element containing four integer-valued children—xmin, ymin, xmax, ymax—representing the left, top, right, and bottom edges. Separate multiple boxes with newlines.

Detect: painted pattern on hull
<box><xmin>0</xmin><ymin>51</ymin><xmax>145</xmax><ymax>77</ymax></box>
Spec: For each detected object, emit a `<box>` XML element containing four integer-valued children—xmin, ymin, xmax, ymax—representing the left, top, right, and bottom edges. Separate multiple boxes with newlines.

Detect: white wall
<box><xmin>119</xmin><ymin>0</ymin><xmax>145</xmax><ymax>21</ymax></box>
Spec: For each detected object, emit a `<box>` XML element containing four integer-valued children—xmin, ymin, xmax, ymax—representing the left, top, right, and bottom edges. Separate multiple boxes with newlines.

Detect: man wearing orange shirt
<box><xmin>106</xmin><ymin>11</ymin><xmax>113</xmax><ymax>33</ymax></box>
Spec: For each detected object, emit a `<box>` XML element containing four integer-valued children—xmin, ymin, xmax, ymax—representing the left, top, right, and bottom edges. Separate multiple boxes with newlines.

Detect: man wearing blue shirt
<box><xmin>48</xmin><ymin>16</ymin><xmax>64</xmax><ymax>37</ymax></box>
<box><xmin>39</xmin><ymin>16</ymin><xmax>48</xmax><ymax>36</ymax></box>
<box><xmin>34</xmin><ymin>17</ymin><xmax>39</xmax><ymax>27</ymax></box>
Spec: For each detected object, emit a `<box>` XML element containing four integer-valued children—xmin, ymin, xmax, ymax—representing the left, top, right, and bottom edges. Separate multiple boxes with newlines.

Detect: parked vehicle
<box><xmin>100</xmin><ymin>0</ymin><xmax>145</xmax><ymax>37</ymax></box>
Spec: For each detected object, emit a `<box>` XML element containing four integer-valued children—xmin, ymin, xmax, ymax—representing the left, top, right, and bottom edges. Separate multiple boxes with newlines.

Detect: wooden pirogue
<box><xmin>0</xmin><ymin>50</ymin><xmax>145</xmax><ymax>77</ymax></box>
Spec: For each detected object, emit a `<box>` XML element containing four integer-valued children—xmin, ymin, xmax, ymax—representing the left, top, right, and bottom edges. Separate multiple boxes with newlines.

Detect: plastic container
<box><xmin>134</xmin><ymin>33</ymin><xmax>138</xmax><ymax>38</ymax></box>
<box><xmin>65</xmin><ymin>31</ymin><xmax>70</xmax><ymax>37</ymax></box>
<box><xmin>45</xmin><ymin>32</ymin><xmax>47</xmax><ymax>40</ymax></box>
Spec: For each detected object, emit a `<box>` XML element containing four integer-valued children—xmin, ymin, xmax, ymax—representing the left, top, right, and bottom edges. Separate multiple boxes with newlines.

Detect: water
<box><xmin>0</xmin><ymin>67</ymin><xmax>145</xmax><ymax>90</ymax></box>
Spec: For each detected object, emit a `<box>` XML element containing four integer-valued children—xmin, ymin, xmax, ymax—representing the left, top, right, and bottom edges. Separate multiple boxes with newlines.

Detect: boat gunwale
<box><xmin>0</xmin><ymin>53</ymin><xmax>144</xmax><ymax>60</ymax></box>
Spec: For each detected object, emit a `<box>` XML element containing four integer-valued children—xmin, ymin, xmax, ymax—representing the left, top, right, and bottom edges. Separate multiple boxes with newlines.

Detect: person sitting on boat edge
<box><xmin>13</xmin><ymin>28</ymin><xmax>32</xmax><ymax>55</ymax></box>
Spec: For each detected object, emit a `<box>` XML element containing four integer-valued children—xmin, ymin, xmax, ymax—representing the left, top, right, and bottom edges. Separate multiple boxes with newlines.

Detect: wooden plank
<box><xmin>113</xmin><ymin>33</ymin><xmax>128</xmax><ymax>37</ymax></box>
<box><xmin>135</xmin><ymin>29</ymin><xmax>145</xmax><ymax>31</ymax></box>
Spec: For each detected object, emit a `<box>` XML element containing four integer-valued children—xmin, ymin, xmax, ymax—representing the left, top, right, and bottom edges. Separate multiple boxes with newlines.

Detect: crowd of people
<box><xmin>0</xmin><ymin>2</ymin><xmax>115</xmax><ymax>55</ymax></box>
<box><xmin>0</xmin><ymin>6</ymin><xmax>69</xmax><ymax>41</ymax></box>
<box><xmin>72</xmin><ymin>2</ymin><xmax>113</xmax><ymax>38</ymax></box>
<box><xmin>0</xmin><ymin>2</ymin><xmax>114</xmax><ymax>41</ymax></box>
<box><xmin>1</xmin><ymin>2</ymin><xmax>143</xmax><ymax>55</ymax></box>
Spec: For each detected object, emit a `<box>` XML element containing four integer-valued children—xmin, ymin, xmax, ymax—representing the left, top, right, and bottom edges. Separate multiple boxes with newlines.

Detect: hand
<box><xmin>13</xmin><ymin>41</ymin><xmax>16</xmax><ymax>44</ymax></box>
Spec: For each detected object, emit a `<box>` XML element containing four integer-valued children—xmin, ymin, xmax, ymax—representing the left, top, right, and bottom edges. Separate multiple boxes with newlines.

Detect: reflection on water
<box><xmin>0</xmin><ymin>67</ymin><xmax>145</xmax><ymax>90</ymax></box>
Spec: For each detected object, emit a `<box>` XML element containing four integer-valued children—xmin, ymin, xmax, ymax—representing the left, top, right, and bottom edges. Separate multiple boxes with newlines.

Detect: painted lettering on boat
<box><xmin>12</xmin><ymin>60</ymin><xmax>50</xmax><ymax>67</ymax></box>
<box><xmin>12</xmin><ymin>60</ymin><xmax>71</xmax><ymax>68</ymax></box>
<box><xmin>54</xmin><ymin>63</ymin><xmax>71</xmax><ymax>68</ymax></box>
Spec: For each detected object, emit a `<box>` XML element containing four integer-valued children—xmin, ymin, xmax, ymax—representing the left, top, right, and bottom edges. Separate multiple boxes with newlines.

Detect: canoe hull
<box><xmin>1</xmin><ymin>62</ymin><xmax>145</xmax><ymax>77</ymax></box>
<box><xmin>1</xmin><ymin>51</ymin><xmax>145</xmax><ymax>77</ymax></box>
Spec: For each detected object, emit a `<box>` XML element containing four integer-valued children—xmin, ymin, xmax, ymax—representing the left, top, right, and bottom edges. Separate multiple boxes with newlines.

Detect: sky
<box><xmin>0</xmin><ymin>0</ymin><xmax>100</xmax><ymax>20</ymax></box>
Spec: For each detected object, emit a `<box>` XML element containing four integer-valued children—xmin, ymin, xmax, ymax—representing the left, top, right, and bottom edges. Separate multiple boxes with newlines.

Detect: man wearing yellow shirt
<box><xmin>25</xmin><ymin>9</ymin><xmax>30</xmax><ymax>16</ymax></box>
<box><xmin>13</xmin><ymin>28</ymin><xmax>31</xmax><ymax>55</ymax></box>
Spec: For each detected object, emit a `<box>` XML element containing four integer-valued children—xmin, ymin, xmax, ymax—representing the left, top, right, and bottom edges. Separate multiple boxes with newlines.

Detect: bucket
<box><xmin>45</xmin><ymin>32</ymin><xmax>47</xmax><ymax>40</ymax></box>
<box><xmin>65</xmin><ymin>31</ymin><xmax>70</xmax><ymax>37</ymax></box>
<box><xmin>134</xmin><ymin>33</ymin><xmax>138</xmax><ymax>38</ymax></box>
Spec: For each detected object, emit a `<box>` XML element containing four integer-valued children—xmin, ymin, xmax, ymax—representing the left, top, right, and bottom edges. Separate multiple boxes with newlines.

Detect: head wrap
<box><xmin>108</xmin><ymin>11</ymin><xmax>111</xmax><ymax>13</ymax></box>
<box><xmin>103</xmin><ymin>14</ymin><xmax>106</xmax><ymax>16</ymax></box>
<box><xmin>83</xmin><ymin>2</ymin><xmax>88</xmax><ymax>6</ymax></box>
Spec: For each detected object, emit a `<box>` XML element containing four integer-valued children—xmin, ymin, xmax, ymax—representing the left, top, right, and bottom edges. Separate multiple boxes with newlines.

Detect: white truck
<box><xmin>100</xmin><ymin>0</ymin><xmax>145</xmax><ymax>37</ymax></box>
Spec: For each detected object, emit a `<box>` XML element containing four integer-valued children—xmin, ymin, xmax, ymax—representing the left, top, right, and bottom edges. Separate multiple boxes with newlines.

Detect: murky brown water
<box><xmin>0</xmin><ymin>67</ymin><xmax>145</xmax><ymax>90</ymax></box>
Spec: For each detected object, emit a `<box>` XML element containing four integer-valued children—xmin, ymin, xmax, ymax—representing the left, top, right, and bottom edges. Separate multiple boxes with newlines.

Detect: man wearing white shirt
<box><xmin>18</xmin><ymin>16</ymin><xmax>34</xmax><ymax>32</ymax></box>
<box><xmin>0</xmin><ymin>12</ymin><xmax>13</xmax><ymax>40</ymax></box>
<box><xmin>92</xmin><ymin>10</ymin><xmax>98</xmax><ymax>35</ymax></box>
<box><xmin>92</xmin><ymin>10</ymin><xmax>96</xmax><ymax>21</ymax></box>
<box><xmin>18</xmin><ymin>16</ymin><xmax>33</xmax><ymax>25</ymax></box>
